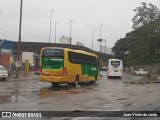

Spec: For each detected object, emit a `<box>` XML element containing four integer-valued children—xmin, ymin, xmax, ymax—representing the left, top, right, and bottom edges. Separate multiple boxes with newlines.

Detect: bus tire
<box><xmin>90</xmin><ymin>81</ymin><xmax>95</xmax><ymax>84</ymax></box>
<box><xmin>90</xmin><ymin>75</ymin><xmax>97</xmax><ymax>84</ymax></box>
<box><xmin>95</xmin><ymin>75</ymin><xmax>97</xmax><ymax>80</ymax></box>
<box><xmin>69</xmin><ymin>76</ymin><xmax>79</xmax><ymax>86</ymax></box>
<box><xmin>51</xmin><ymin>83</ymin><xmax>60</xmax><ymax>87</ymax></box>
<box><xmin>74</xmin><ymin>75</ymin><xmax>79</xmax><ymax>86</ymax></box>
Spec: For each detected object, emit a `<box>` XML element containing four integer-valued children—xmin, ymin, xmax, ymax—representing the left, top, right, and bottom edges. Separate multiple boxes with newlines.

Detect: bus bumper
<box><xmin>40</xmin><ymin>76</ymin><xmax>67</xmax><ymax>83</ymax></box>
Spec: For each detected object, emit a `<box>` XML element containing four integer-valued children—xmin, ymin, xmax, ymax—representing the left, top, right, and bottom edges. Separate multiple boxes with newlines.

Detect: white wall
<box><xmin>22</xmin><ymin>52</ymin><xmax>34</xmax><ymax>65</ymax></box>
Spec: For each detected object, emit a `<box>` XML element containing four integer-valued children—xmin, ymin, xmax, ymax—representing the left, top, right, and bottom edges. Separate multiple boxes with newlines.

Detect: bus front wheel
<box><xmin>90</xmin><ymin>76</ymin><xmax>97</xmax><ymax>84</ymax></box>
<box><xmin>51</xmin><ymin>83</ymin><xmax>60</xmax><ymax>87</ymax></box>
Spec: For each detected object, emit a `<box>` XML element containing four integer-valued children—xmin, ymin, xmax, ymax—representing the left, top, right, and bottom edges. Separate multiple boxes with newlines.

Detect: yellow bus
<box><xmin>40</xmin><ymin>47</ymin><xmax>101</xmax><ymax>86</ymax></box>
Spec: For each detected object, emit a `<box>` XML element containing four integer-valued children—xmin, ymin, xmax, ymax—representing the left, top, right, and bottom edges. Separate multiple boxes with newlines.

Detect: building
<box><xmin>0</xmin><ymin>39</ymin><xmax>15</xmax><ymax>74</ymax></box>
<box><xmin>76</xmin><ymin>41</ymin><xmax>84</xmax><ymax>47</ymax></box>
<box><xmin>59</xmin><ymin>36</ymin><xmax>71</xmax><ymax>44</ymax></box>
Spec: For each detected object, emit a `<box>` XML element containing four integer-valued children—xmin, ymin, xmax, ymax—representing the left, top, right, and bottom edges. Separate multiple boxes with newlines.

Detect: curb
<box><xmin>124</xmin><ymin>81</ymin><xmax>160</xmax><ymax>84</ymax></box>
<box><xmin>8</xmin><ymin>74</ymin><xmax>40</xmax><ymax>81</ymax></box>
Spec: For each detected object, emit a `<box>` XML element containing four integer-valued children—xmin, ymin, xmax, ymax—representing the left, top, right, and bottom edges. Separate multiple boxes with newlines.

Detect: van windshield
<box><xmin>111</xmin><ymin>61</ymin><xmax>120</xmax><ymax>68</ymax></box>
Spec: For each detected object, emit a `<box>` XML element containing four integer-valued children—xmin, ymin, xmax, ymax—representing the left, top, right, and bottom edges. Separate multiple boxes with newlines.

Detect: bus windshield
<box><xmin>41</xmin><ymin>48</ymin><xmax>64</xmax><ymax>69</ymax></box>
<box><xmin>42</xmin><ymin>48</ymin><xmax>64</xmax><ymax>57</ymax></box>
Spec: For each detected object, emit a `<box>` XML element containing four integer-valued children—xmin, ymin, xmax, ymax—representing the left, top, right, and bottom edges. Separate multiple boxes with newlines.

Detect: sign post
<box><xmin>15</xmin><ymin>61</ymin><xmax>22</xmax><ymax>78</ymax></box>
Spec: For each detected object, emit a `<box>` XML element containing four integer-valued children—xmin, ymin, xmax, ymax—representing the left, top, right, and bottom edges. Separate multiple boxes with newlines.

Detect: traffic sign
<box><xmin>15</xmin><ymin>61</ymin><xmax>22</xmax><ymax>67</ymax></box>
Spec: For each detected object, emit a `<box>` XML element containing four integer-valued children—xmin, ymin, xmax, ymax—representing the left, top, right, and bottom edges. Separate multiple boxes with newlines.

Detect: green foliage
<box><xmin>112</xmin><ymin>18</ymin><xmax>160</xmax><ymax>66</ymax></box>
<box><xmin>112</xmin><ymin>2</ymin><xmax>160</xmax><ymax>66</ymax></box>
<box><xmin>132</xmin><ymin>2</ymin><xmax>160</xmax><ymax>29</ymax></box>
<box><xmin>112</xmin><ymin>38</ymin><xmax>129</xmax><ymax>66</ymax></box>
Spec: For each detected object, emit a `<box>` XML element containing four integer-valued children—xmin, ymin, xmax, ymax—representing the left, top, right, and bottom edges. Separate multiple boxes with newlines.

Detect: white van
<box><xmin>106</xmin><ymin>59</ymin><xmax>123</xmax><ymax>79</ymax></box>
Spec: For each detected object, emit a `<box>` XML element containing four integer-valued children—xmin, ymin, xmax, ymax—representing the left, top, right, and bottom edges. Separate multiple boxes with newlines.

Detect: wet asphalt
<box><xmin>0</xmin><ymin>71</ymin><xmax>160</xmax><ymax>120</ymax></box>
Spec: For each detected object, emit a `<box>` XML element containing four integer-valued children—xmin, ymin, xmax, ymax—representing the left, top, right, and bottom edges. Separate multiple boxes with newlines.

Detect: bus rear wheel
<box><xmin>75</xmin><ymin>76</ymin><xmax>79</xmax><ymax>86</ymax></box>
<box><xmin>68</xmin><ymin>76</ymin><xmax>79</xmax><ymax>87</ymax></box>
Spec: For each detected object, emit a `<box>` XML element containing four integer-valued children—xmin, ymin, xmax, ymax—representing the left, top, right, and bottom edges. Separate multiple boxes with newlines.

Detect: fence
<box><xmin>134</xmin><ymin>63</ymin><xmax>160</xmax><ymax>76</ymax></box>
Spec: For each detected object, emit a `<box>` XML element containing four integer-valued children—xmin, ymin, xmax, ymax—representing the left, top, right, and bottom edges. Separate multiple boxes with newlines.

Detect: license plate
<box><xmin>114</xmin><ymin>70</ymin><xmax>118</xmax><ymax>72</ymax></box>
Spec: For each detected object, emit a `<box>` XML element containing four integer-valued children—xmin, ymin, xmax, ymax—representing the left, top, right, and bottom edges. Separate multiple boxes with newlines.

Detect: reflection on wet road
<box><xmin>0</xmin><ymin>78</ymin><xmax>106</xmax><ymax>104</ymax></box>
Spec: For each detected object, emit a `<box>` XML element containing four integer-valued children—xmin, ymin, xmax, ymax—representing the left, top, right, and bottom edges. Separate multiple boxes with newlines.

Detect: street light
<box><xmin>55</xmin><ymin>22</ymin><xmax>58</xmax><ymax>43</ymax></box>
<box><xmin>97</xmin><ymin>39</ymin><xmax>102</xmax><ymax>52</ymax></box>
<box><xmin>97</xmin><ymin>39</ymin><xmax>106</xmax><ymax>53</ymax></box>
<box><xmin>49</xmin><ymin>10</ymin><xmax>54</xmax><ymax>43</ymax></box>
<box><xmin>98</xmin><ymin>24</ymin><xmax>103</xmax><ymax>52</ymax></box>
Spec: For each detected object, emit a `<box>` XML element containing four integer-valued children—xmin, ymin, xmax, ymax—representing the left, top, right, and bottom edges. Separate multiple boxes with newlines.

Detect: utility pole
<box><xmin>104</xmin><ymin>39</ymin><xmax>106</xmax><ymax>53</ymax></box>
<box><xmin>55</xmin><ymin>22</ymin><xmax>58</xmax><ymax>43</ymax></box>
<box><xmin>100</xmin><ymin>24</ymin><xmax>102</xmax><ymax>39</ymax></box>
<box><xmin>49</xmin><ymin>10</ymin><xmax>54</xmax><ymax>43</ymax></box>
<box><xmin>17</xmin><ymin>0</ymin><xmax>23</xmax><ymax>78</ymax></box>
<box><xmin>69</xmin><ymin>20</ymin><xmax>73</xmax><ymax>44</ymax></box>
<box><xmin>92</xmin><ymin>29</ymin><xmax>94</xmax><ymax>50</ymax></box>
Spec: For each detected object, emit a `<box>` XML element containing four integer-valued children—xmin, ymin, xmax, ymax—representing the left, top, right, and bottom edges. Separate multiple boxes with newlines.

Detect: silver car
<box><xmin>0</xmin><ymin>65</ymin><xmax>8</xmax><ymax>80</ymax></box>
<box><xmin>134</xmin><ymin>69</ymin><xmax>148</xmax><ymax>76</ymax></box>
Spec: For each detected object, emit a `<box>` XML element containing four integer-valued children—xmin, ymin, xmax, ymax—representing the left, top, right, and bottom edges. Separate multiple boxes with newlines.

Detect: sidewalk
<box><xmin>8</xmin><ymin>71</ymin><xmax>40</xmax><ymax>81</ymax></box>
<box><xmin>123</xmin><ymin>73</ymin><xmax>160</xmax><ymax>84</ymax></box>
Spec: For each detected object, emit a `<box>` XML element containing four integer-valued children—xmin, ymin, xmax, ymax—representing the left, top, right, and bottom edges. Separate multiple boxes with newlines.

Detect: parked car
<box><xmin>102</xmin><ymin>66</ymin><xmax>107</xmax><ymax>71</ymax></box>
<box><xmin>134</xmin><ymin>69</ymin><xmax>148</xmax><ymax>76</ymax></box>
<box><xmin>0</xmin><ymin>65</ymin><xmax>8</xmax><ymax>80</ymax></box>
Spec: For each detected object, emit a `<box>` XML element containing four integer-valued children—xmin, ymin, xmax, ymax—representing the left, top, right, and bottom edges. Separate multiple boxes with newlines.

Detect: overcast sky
<box><xmin>0</xmin><ymin>0</ymin><xmax>159</xmax><ymax>51</ymax></box>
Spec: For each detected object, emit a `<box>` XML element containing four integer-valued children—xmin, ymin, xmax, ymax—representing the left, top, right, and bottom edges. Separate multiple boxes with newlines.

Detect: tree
<box><xmin>112</xmin><ymin>38</ymin><xmax>130</xmax><ymax>66</ymax></box>
<box><xmin>132</xmin><ymin>2</ymin><xmax>160</xmax><ymax>29</ymax></box>
<box><xmin>112</xmin><ymin>18</ymin><xmax>160</xmax><ymax>66</ymax></box>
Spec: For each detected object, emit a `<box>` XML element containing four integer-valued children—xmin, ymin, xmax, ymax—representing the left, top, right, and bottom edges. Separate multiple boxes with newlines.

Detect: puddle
<box><xmin>0</xmin><ymin>95</ymin><xmax>11</xmax><ymax>104</ymax></box>
<box><xmin>116</xmin><ymin>98</ymin><xmax>128</xmax><ymax>100</ymax></box>
<box><xmin>0</xmin><ymin>78</ymin><xmax>127</xmax><ymax>104</ymax></box>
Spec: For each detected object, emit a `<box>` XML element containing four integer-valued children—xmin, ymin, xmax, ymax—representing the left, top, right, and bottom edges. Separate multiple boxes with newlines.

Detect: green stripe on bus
<box><xmin>81</xmin><ymin>64</ymin><xmax>98</xmax><ymax>76</ymax></box>
<box><xmin>42</xmin><ymin>58</ymin><xmax>64</xmax><ymax>69</ymax></box>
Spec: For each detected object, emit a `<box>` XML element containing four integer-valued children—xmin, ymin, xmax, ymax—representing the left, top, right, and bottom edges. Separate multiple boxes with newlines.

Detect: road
<box><xmin>0</xmin><ymin>71</ymin><xmax>160</xmax><ymax>119</ymax></box>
